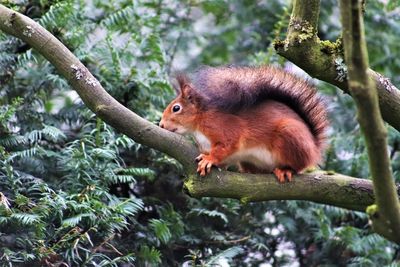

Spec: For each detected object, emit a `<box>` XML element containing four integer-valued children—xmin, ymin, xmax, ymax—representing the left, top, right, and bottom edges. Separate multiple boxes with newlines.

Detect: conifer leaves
<box><xmin>149</xmin><ymin>219</ymin><xmax>172</xmax><ymax>244</ymax></box>
<box><xmin>190</xmin><ymin>208</ymin><xmax>229</xmax><ymax>224</ymax></box>
<box><xmin>9</xmin><ymin>213</ymin><xmax>40</xmax><ymax>225</ymax></box>
<box><xmin>137</xmin><ymin>245</ymin><xmax>162</xmax><ymax>266</ymax></box>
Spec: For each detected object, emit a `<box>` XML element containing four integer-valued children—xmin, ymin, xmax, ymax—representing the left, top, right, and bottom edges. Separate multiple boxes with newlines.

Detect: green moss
<box><xmin>366</xmin><ymin>204</ymin><xmax>378</xmax><ymax>217</ymax></box>
<box><xmin>320</xmin><ymin>38</ymin><xmax>343</xmax><ymax>54</ymax></box>
<box><xmin>305</xmin><ymin>167</ymin><xmax>317</xmax><ymax>173</ymax></box>
<box><xmin>325</xmin><ymin>170</ymin><xmax>336</xmax><ymax>175</ymax></box>
<box><xmin>273</xmin><ymin>38</ymin><xmax>289</xmax><ymax>51</ymax></box>
<box><xmin>289</xmin><ymin>18</ymin><xmax>314</xmax><ymax>43</ymax></box>
<box><xmin>183</xmin><ymin>176</ymin><xmax>196</xmax><ymax>193</ymax></box>
<box><xmin>95</xmin><ymin>104</ymin><xmax>109</xmax><ymax>113</ymax></box>
<box><xmin>240</xmin><ymin>196</ymin><xmax>250</xmax><ymax>204</ymax></box>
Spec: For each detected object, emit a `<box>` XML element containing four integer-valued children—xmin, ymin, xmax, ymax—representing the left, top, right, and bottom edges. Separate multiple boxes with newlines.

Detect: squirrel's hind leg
<box><xmin>238</xmin><ymin>163</ymin><xmax>295</xmax><ymax>183</ymax></box>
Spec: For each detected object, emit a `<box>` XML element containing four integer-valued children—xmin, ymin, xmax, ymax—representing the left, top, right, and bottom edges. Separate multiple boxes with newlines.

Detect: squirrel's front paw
<box><xmin>273</xmin><ymin>168</ymin><xmax>294</xmax><ymax>183</ymax></box>
<box><xmin>196</xmin><ymin>154</ymin><xmax>215</xmax><ymax>176</ymax></box>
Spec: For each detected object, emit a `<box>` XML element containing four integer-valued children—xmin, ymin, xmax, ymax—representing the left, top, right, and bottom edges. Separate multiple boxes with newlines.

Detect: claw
<box><xmin>196</xmin><ymin>154</ymin><xmax>215</xmax><ymax>176</ymax></box>
<box><xmin>273</xmin><ymin>168</ymin><xmax>294</xmax><ymax>183</ymax></box>
<box><xmin>195</xmin><ymin>154</ymin><xmax>204</xmax><ymax>162</ymax></box>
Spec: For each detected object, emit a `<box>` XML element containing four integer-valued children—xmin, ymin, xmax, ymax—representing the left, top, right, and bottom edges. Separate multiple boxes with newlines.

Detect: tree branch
<box><xmin>340</xmin><ymin>0</ymin><xmax>400</xmax><ymax>243</ymax></box>
<box><xmin>0</xmin><ymin>4</ymin><xmax>390</xmax><ymax>214</ymax></box>
<box><xmin>274</xmin><ymin>0</ymin><xmax>400</xmax><ymax>132</ymax></box>
<box><xmin>184</xmin><ymin>170</ymin><xmax>376</xmax><ymax>211</ymax></box>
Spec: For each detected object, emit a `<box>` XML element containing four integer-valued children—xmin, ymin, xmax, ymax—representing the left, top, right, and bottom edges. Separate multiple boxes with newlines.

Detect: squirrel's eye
<box><xmin>172</xmin><ymin>104</ymin><xmax>181</xmax><ymax>113</ymax></box>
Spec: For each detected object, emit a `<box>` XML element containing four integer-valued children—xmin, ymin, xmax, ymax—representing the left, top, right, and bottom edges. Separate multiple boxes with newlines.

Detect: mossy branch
<box><xmin>275</xmin><ymin>0</ymin><xmax>400</xmax><ymax>132</ymax></box>
<box><xmin>185</xmin><ymin>170</ymin><xmax>376</xmax><ymax>211</ymax></box>
<box><xmin>340</xmin><ymin>0</ymin><xmax>400</xmax><ymax>243</ymax></box>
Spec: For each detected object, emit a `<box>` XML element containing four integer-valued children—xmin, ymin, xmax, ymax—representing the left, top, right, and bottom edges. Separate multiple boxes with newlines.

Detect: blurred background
<box><xmin>1</xmin><ymin>0</ymin><xmax>400</xmax><ymax>266</ymax></box>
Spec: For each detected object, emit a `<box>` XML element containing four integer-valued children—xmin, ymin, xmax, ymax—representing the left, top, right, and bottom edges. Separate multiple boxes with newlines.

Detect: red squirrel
<box><xmin>159</xmin><ymin>66</ymin><xmax>328</xmax><ymax>182</ymax></box>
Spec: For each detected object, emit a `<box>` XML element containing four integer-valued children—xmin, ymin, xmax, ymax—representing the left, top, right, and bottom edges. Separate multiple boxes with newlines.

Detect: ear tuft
<box><xmin>175</xmin><ymin>73</ymin><xmax>192</xmax><ymax>99</ymax></box>
<box><xmin>174</xmin><ymin>73</ymin><xmax>205</xmax><ymax>108</ymax></box>
<box><xmin>181</xmin><ymin>84</ymin><xmax>193</xmax><ymax>99</ymax></box>
<box><xmin>176</xmin><ymin>73</ymin><xmax>190</xmax><ymax>91</ymax></box>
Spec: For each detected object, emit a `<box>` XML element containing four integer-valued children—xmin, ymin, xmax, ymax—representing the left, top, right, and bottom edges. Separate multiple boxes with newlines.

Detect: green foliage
<box><xmin>205</xmin><ymin>246</ymin><xmax>244</xmax><ymax>266</ymax></box>
<box><xmin>0</xmin><ymin>0</ymin><xmax>169</xmax><ymax>265</ymax></box>
<box><xmin>149</xmin><ymin>219</ymin><xmax>172</xmax><ymax>244</ymax></box>
<box><xmin>190</xmin><ymin>208</ymin><xmax>229</xmax><ymax>224</ymax></box>
<box><xmin>1</xmin><ymin>0</ymin><xmax>400</xmax><ymax>266</ymax></box>
<box><xmin>136</xmin><ymin>245</ymin><xmax>162</xmax><ymax>266</ymax></box>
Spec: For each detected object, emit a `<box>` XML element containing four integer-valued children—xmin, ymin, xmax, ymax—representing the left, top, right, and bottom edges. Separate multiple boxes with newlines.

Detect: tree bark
<box><xmin>340</xmin><ymin>0</ymin><xmax>400</xmax><ymax>243</ymax></box>
<box><xmin>185</xmin><ymin>170</ymin><xmax>376</xmax><ymax>211</ymax></box>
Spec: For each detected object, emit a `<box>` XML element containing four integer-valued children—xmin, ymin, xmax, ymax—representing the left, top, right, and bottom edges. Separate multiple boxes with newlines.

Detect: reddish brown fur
<box><xmin>160</xmin><ymin>66</ymin><xmax>328</xmax><ymax>182</ymax></box>
<box><xmin>191</xmin><ymin>66</ymin><xmax>328</xmax><ymax>148</ymax></box>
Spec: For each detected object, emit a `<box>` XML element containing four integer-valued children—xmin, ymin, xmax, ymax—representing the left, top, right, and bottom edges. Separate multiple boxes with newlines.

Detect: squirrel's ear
<box><xmin>176</xmin><ymin>74</ymin><xmax>204</xmax><ymax>107</ymax></box>
<box><xmin>181</xmin><ymin>84</ymin><xmax>203</xmax><ymax>106</ymax></box>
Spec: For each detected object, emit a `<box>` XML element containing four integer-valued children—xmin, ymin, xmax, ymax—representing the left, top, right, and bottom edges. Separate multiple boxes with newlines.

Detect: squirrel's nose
<box><xmin>159</xmin><ymin>121</ymin><xmax>164</xmax><ymax>128</ymax></box>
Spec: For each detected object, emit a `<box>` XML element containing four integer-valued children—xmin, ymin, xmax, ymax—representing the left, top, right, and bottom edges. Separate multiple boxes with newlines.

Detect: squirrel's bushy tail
<box><xmin>188</xmin><ymin>65</ymin><xmax>328</xmax><ymax>148</ymax></box>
